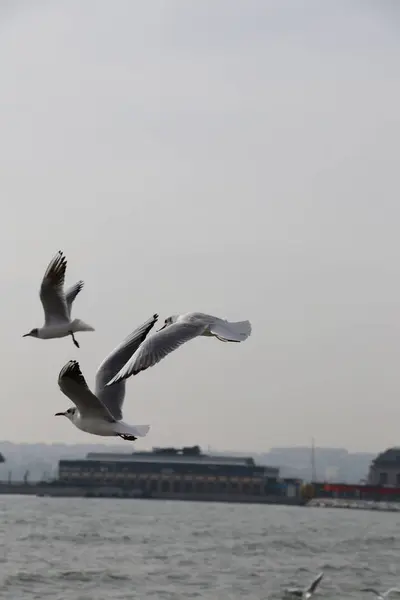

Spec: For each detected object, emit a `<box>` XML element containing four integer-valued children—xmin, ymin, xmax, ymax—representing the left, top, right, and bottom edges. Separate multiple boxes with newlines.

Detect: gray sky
<box><xmin>1</xmin><ymin>0</ymin><xmax>399</xmax><ymax>452</ymax></box>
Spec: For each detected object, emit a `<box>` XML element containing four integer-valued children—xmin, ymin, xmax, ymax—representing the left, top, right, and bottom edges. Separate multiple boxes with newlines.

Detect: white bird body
<box><xmin>67</xmin><ymin>412</ymin><xmax>149</xmax><ymax>438</ymax></box>
<box><xmin>174</xmin><ymin>312</ymin><xmax>251</xmax><ymax>340</ymax></box>
<box><xmin>37</xmin><ymin>318</ymin><xmax>93</xmax><ymax>340</ymax></box>
<box><xmin>107</xmin><ymin>311</ymin><xmax>252</xmax><ymax>384</ymax></box>
<box><xmin>23</xmin><ymin>251</ymin><xmax>94</xmax><ymax>348</ymax></box>
<box><xmin>56</xmin><ymin>314</ymin><xmax>158</xmax><ymax>440</ymax></box>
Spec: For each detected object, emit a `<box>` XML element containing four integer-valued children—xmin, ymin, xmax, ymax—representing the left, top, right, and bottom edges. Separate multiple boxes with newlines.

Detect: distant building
<box><xmin>367</xmin><ymin>448</ymin><xmax>400</xmax><ymax>486</ymax></box>
<box><xmin>58</xmin><ymin>445</ymin><xmax>289</xmax><ymax>498</ymax></box>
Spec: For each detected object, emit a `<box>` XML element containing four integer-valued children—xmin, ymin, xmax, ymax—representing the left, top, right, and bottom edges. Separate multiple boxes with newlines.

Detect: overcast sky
<box><xmin>1</xmin><ymin>0</ymin><xmax>399</xmax><ymax>453</ymax></box>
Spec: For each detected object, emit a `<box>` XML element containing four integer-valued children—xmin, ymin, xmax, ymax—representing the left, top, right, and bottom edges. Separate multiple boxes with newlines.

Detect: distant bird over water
<box><xmin>286</xmin><ymin>572</ymin><xmax>324</xmax><ymax>600</ymax></box>
<box><xmin>22</xmin><ymin>251</ymin><xmax>94</xmax><ymax>348</ymax></box>
<box><xmin>362</xmin><ymin>589</ymin><xmax>400</xmax><ymax>600</ymax></box>
<box><xmin>107</xmin><ymin>311</ymin><xmax>252</xmax><ymax>384</ymax></box>
<box><xmin>55</xmin><ymin>313</ymin><xmax>158</xmax><ymax>440</ymax></box>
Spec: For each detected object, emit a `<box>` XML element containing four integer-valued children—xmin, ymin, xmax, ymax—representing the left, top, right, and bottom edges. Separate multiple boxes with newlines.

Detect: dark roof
<box><xmin>371</xmin><ymin>448</ymin><xmax>400</xmax><ymax>467</ymax></box>
<box><xmin>85</xmin><ymin>451</ymin><xmax>256</xmax><ymax>467</ymax></box>
<box><xmin>85</xmin><ymin>445</ymin><xmax>260</xmax><ymax>467</ymax></box>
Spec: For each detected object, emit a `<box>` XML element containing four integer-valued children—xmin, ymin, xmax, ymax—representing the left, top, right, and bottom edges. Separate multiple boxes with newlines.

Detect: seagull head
<box><xmin>55</xmin><ymin>407</ymin><xmax>77</xmax><ymax>421</ymax></box>
<box><xmin>157</xmin><ymin>315</ymin><xmax>178</xmax><ymax>332</ymax></box>
<box><xmin>22</xmin><ymin>328</ymin><xmax>39</xmax><ymax>338</ymax></box>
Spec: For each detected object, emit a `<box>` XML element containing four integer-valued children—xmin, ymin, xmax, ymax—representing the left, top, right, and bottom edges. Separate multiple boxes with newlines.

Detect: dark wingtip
<box><xmin>59</xmin><ymin>360</ymin><xmax>87</xmax><ymax>387</ymax></box>
<box><xmin>130</xmin><ymin>365</ymin><xmax>146</xmax><ymax>377</ymax></box>
<box><xmin>61</xmin><ymin>359</ymin><xmax>80</xmax><ymax>375</ymax></box>
<box><xmin>52</xmin><ymin>250</ymin><xmax>67</xmax><ymax>269</ymax></box>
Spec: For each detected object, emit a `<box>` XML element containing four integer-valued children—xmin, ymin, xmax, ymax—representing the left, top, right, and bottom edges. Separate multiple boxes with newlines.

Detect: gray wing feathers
<box><xmin>95</xmin><ymin>314</ymin><xmax>159</xmax><ymax>419</ymax></box>
<box><xmin>107</xmin><ymin>321</ymin><xmax>205</xmax><ymax>385</ymax></box>
<box><xmin>65</xmin><ymin>280</ymin><xmax>84</xmax><ymax>315</ymax></box>
<box><xmin>40</xmin><ymin>251</ymin><xmax>69</xmax><ymax>325</ymax></box>
<box><xmin>58</xmin><ymin>360</ymin><xmax>115</xmax><ymax>421</ymax></box>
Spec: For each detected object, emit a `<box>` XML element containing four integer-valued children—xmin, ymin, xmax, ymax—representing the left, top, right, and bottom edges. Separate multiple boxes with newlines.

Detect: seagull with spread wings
<box><xmin>23</xmin><ymin>250</ymin><xmax>94</xmax><ymax>348</ymax></box>
<box><xmin>107</xmin><ymin>311</ymin><xmax>252</xmax><ymax>385</ymax></box>
<box><xmin>55</xmin><ymin>314</ymin><xmax>158</xmax><ymax>441</ymax></box>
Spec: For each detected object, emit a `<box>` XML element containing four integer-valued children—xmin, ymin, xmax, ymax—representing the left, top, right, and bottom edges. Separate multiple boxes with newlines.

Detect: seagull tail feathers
<box><xmin>131</xmin><ymin>425</ymin><xmax>150</xmax><ymax>437</ymax></box>
<box><xmin>116</xmin><ymin>423</ymin><xmax>150</xmax><ymax>437</ymax></box>
<box><xmin>211</xmin><ymin>319</ymin><xmax>252</xmax><ymax>342</ymax></box>
<box><xmin>73</xmin><ymin>319</ymin><xmax>95</xmax><ymax>333</ymax></box>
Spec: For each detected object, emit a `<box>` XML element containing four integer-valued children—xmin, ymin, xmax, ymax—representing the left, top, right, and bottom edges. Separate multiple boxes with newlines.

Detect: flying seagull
<box><xmin>106</xmin><ymin>311</ymin><xmax>252</xmax><ymax>385</ymax></box>
<box><xmin>362</xmin><ymin>589</ymin><xmax>400</xmax><ymax>600</ymax></box>
<box><xmin>23</xmin><ymin>251</ymin><xmax>94</xmax><ymax>348</ymax></box>
<box><xmin>286</xmin><ymin>572</ymin><xmax>324</xmax><ymax>600</ymax></box>
<box><xmin>55</xmin><ymin>313</ymin><xmax>158</xmax><ymax>440</ymax></box>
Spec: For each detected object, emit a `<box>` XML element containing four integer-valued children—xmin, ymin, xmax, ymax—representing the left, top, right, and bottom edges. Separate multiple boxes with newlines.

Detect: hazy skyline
<box><xmin>1</xmin><ymin>0</ymin><xmax>399</xmax><ymax>452</ymax></box>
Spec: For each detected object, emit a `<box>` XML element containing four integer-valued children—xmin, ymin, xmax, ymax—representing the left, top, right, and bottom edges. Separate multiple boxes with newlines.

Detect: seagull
<box><xmin>286</xmin><ymin>572</ymin><xmax>324</xmax><ymax>600</ymax></box>
<box><xmin>55</xmin><ymin>313</ymin><xmax>158</xmax><ymax>440</ymax></box>
<box><xmin>106</xmin><ymin>311</ymin><xmax>252</xmax><ymax>385</ymax></box>
<box><xmin>362</xmin><ymin>589</ymin><xmax>400</xmax><ymax>600</ymax></box>
<box><xmin>23</xmin><ymin>251</ymin><xmax>94</xmax><ymax>348</ymax></box>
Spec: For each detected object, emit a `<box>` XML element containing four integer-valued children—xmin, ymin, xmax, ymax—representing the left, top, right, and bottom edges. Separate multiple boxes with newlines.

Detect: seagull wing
<box><xmin>306</xmin><ymin>573</ymin><xmax>324</xmax><ymax>595</ymax></box>
<box><xmin>65</xmin><ymin>280</ymin><xmax>84</xmax><ymax>316</ymax></box>
<box><xmin>286</xmin><ymin>589</ymin><xmax>303</xmax><ymax>597</ymax></box>
<box><xmin>95</xmin><ymin>314</ymin><xmax>159</xmax><ymax>420</ymax></box>
<box><xmin>39</xmin><ymin>251</ymin><xmax>69</xmax><ymax>325</ymax></box>
<box><xmin>58</xmin><ymin>360</ymin><xmax>115</xmax><ymax>421</ymax></box>
<box><xmin>106</xmin><ymin>320</ymin><xmax>205</xmax><ymax>385</ymax></box>
<box><xmin>362</xmin><ymin>590</ymin><xmax>381</xmax><ymax>597</ymax></box>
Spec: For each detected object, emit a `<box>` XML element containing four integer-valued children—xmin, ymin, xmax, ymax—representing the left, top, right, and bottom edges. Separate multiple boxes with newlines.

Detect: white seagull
<box><xmin>106</xmin><ymin>311</ymin><xmax>252</xmax><ymax>385</ymax></box>
<box><xmin>362</xmin><ymin>589</ymin><xmax>400</xmax><ymax>600</ymax></box>
<box><xmin>23</xmin><ymin>250</ymin><xmax>94</xmax><ymax>348</ymax></box>
<box><xmin>55</xmin><ymin>313</ymin><xmax>158</xmax><ymax>440</ymax></box>
<box><xmin>286</xmin><ymin>572</ymin><xmax>324</xmax><ymax>600</ymax></box>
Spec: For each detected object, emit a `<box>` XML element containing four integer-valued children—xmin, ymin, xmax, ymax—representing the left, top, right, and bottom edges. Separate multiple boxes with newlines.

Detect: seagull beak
<box><xmin>156</xmin><ymin>323</ymin><xmax>167</xmax><ymax>332</ymax></box>
<box><xmin>55</xmin><ymin>412</ymin><xmax>65</xmax><ymax>417</ymax></box>
<box><xmin>22</xmin><ymin>333</ymin><xmax>31</xmax><ymax>338</ymax></box>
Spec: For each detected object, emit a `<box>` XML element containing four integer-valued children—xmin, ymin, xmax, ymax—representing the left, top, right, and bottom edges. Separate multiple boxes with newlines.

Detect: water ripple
<box><xmin>0</xmin><ymin>497</ymin><xmax>399</xmax><ymax>599</ymax></box>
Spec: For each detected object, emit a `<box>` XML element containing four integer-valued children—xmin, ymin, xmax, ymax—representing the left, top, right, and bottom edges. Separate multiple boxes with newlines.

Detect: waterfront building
<box><xmin>367</xmin><ymin>447</ymin><xmax>400</xmax><ymax>486</ymax></box>
<box><xmin>58</xmin><ymin>445</ymin><xmax>300</xmax><ymax>500</ymax></box>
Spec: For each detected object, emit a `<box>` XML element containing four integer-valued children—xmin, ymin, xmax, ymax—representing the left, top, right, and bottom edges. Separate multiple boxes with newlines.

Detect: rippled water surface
<box><xmin>1</xmin><ymin>496</ymin><xmax>399</xmax><ymax>599</ymax></box>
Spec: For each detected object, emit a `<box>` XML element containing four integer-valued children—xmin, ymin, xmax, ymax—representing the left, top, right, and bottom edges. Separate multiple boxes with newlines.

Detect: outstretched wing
<box><xmin>106</xmin><ymin>320</ymin><xmax>205</xmax><ymax>385</ymax></box>
<box><xmin>65</xmin><ymin>280</ymin><xmax>84</xmax><ymax>316</ymax></box>
<box><xmin>39</xmin><ymin>251</ymin><xmax>69</xmax><ymax>325</ymax></box>
<box><xmin>306</xmin><ymin>573</ymin><xmax>324</xmax><ymax>595</ymax></box>
<box><xmin>286</xmin><ymin>589</ymin><xmax>303</xmax><ymax>598</ymax></box>
<box><xmin>361</xmin><ymin>590</ymin><xmax>380</xmax><ymax>597</ymax></box>
<box><xmin>58</xmin><ymin>360</ymin><xmax>115</xmax><ymax>421</ymax></box>
<box><xmin>95</xmin><ymin>314</ymin><xmax>159</xmax><ymax>420</ymax></box>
